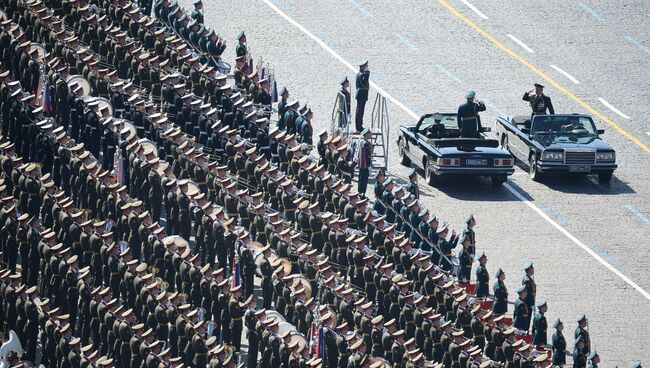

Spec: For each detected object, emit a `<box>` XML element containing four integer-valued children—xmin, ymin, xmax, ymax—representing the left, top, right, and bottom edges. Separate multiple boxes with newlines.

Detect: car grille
<box><xmin>564</xmin><ymin>150</ymin><xmax>595</xmax><ymax>164</ymax></box>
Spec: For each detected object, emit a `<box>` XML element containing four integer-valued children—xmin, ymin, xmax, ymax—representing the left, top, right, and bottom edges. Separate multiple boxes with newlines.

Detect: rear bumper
<box><xmin>537</xmin><ymin>161</ymin><xmax>617</xmax><ymax>174</ymax></box>
<box><xmin>432</xmin><ymin>166</ymin><xmax>515</xmax><ymax>176</ymax></box>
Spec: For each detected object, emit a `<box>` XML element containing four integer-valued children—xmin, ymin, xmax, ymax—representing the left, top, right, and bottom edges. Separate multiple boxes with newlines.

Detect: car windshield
<box><xmin>531</xmin><ymin>115</ymin><xmax>598</xmax><ymax>143</ymax></box>
<box><xmin>418</xmin><ymin>114</ymin><xmax>458</xmax><ymax>133</ymax></box>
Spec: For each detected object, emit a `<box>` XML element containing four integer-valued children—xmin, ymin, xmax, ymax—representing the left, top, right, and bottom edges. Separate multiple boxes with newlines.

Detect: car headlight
<box><xmin>542</xmin><ymin>151</ymin><xmax>564</xmax><ymax>161</ymax></box>
<box><xmin>596</xmin><ymin>151</ymin><xmax>615</xmax><ymax>161</ymax></box>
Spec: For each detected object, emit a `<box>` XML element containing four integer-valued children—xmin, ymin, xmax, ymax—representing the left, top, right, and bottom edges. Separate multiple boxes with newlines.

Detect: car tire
<box><xmin>425</xmin><ymin>161</ymin><xmax>438</xmax><ymax>186</ymax></box>
<box><xmin>491</xmin><ymin>174</ymin><xmax>507</xmax><ymax>187</ymax></box>
<box><xmin>399</xmin><ymin>138</ymin><xmax>411</xmax><ymax>166</ymax></box>
<box><xmin>598</xmin><ymin>173</ymin><xmax>613</xmax><ymax>183</ymax></box>
<box><xmin>529</xmin><ymin>155</ymin><xmax>542</xmax><ymax>181</ymax></box>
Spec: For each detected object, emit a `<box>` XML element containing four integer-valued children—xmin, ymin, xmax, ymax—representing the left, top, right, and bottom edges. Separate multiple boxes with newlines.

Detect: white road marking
<box><xmin>458</xmin><ymin>0</ymin><xmax>488</xmax><ymax>19</ymax></box>
<box><xmin>506</xmin><ymin>34</ymin><xmax>534</xmax><ymax>53</ymax></box>
<box><xmin>598</xmin><ymin>97</ymin><xmax>631</xmax><ymax>119</ymax></box>
<box><xmin>260</xmin><ymin>0</ymin><xmax>650</xmax><ymax>302</ymax></box>
<box><xmin>549</xmin><ymin>64</ymin><xmax>580</xmax><ymax>84</ymax></box>
<box><xmin>260</xmin><ymin>0</ymin><xmax>419</xmax><ymax>120</ymax></box>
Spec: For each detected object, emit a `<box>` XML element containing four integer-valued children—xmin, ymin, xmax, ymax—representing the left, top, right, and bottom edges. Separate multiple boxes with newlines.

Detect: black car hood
<box><xmin>537</xmin><ymin>137</ymin><xmax>612</xmax><ymax>150</ymax></box>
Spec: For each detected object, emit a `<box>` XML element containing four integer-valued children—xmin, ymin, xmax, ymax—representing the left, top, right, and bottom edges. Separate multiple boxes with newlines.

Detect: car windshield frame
<box><xmin>530</xmin><ymin>115</ymin><xmax>598</xmax><ymax>137</ymax></box>
<box><xmin>417</xmin><ymin>114</ymin><xmax>458</xmax><ymax>134</ymax></box>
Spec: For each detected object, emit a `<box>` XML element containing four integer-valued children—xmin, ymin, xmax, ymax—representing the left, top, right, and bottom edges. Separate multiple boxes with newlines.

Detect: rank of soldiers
<box><xmin>0</xmin><ymin>1</ymin><xmax>635</xmax><ymax>368</ymax></box>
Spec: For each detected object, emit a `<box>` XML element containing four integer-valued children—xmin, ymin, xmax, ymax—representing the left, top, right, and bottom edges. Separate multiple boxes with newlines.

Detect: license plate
<box><xmin>466</xmin><ymin>159</ymin><xmax>487</xmax><ymax>166</ymax></box>
<box><xmin>569</xmin><ymin>165</ymin><xmax>591</xmax><ymax>173</ymax></box>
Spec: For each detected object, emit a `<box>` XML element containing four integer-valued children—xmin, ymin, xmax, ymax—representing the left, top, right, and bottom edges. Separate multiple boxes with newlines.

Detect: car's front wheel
<box><xmin>399</xmin><ymin>138</ymin><xmax>411</xmax><ymax>166</ymax></box>
<box><xmin>529</xmin><ymin>155</ymin><xmax>543</xmax><ymax>181</ymax></box>
<box><xmin>598</xmin><ymin>173</ymin><xmax>613</xmax><ymax>183</ymax></box>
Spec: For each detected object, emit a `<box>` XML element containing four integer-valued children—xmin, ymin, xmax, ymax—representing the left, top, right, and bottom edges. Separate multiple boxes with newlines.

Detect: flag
<box><xmin>33</xmin><ymin>78</ymin><xmax>42</xmax><ymax>105</ymax></box>
<box><xmin>317</xmin><ymin>325</ymin><xmax>325</xmax><ymax>358</ymax></box>
<box><xmin>261</xmin><ymin>66</ymin><xmax>265</xmax><ymax>79</ymax></box>
<box><xmin>309</xmin><ymin>320</ymin><xmax>317</xmax><ymax>356</ymax></box>
<box><xmin>248</xmin><ymin>54</ymin><xmax>254</xmax><ymax>73</ymax></box>
<box><xmin>231</xmin><ymin>254</ymin><xmax>241</xmax><ymax>287</ymax></box>
<box><xmin>42</xmin><ymin>80</ymin><xmax>52</xmax><ymax>113</ymax></box>
<box><xmin>271</xmin><ymin>77</ymin><xmax>278</xmax><ymax>103</ymax></box>
<box><xmin>113</xmin><ymin>148</ymin><xmax>125</xmax><ymax>185</ymax></box>
<box><xmin>458</xmin><ymin>283</ymin><xmax>476</xmax><ymax>295</ymax></box>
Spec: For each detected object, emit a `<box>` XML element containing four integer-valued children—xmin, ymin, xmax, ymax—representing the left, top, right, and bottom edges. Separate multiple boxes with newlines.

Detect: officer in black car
<box><xmin>523</xmin><ymin>83</ymin><xmax>554</xmax><ymax>118</ymax></box>
<box><xmin>457</xmin><ymin>90</ymin><xmax>486</xmax><ymax>138</ymax></box>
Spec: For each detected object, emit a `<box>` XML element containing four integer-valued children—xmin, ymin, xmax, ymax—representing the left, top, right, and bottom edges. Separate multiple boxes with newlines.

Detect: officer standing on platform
<box><xmin>357</xmin><ymin>128</ymin><xmax>372</xmax><ymax>196</ymax></box>
<box><xmin>457</xmin><ymin>90</ymin><xmax>486</xmax><ymax>138</ymax></box>
<box><xmin>523</xmin><ymin>83</ymin><xmax>554</xmax><ymax>118</ymax></box>
<box><xmin>355</xmin><ymin>60</ymin><xmax>370</xmax><ymax>132</ymax></box>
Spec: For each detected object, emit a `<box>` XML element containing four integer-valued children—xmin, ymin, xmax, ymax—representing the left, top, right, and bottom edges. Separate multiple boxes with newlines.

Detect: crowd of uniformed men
<box><xmin>0</xmin><ymin>0</ymin><xmax>640</xmax><ymax>368</ymax></box>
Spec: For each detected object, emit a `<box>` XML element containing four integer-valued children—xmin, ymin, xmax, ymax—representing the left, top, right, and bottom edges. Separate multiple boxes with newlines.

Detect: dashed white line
<box><xmin>458</xmin><ymin>0</ymin><xmax>488</xmax><ymax>19</ymax></box>
<box><xmin>260</xmin><ymin>0</ymin><xmax>650</xmax><ymax>302</ymax></box>
<box><xmin>506</xmin><ymin>34</ymin><xmax>534</xmax><ymax>53</ymax></box>
<box><xmin>550</xmin><ymin>64</ymin><xmax>580</xmax><ymax>84</ymax></box>
<box><xmin>598</xmin><ymin>97</ymin><xmax>631</xmax><ymax>119</ymax></box>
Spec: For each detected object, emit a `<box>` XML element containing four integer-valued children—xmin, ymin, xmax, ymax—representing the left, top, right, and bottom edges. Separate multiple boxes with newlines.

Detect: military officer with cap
<box><xmin>405</xmin><ymin>168</ymin><xmax>419</xmax><ymax>199</ymax></box>
<box><xmin>357</xmin><ymin>128</ymin><xmax>372</xmax><ymax>196</ymax></box>
<box><xmin>573</xmin><ymin>337</ymin><xmax>587</xmax><ymax>368</ymax></box>
<box><xmin>522</xmin><ymin>261</ymin><xmax>536</xmax><ymax>314</ymax></box>
<box><xmin>276</xmin><ymin>86</ymin><xmax>289</xmax><ymax>129</ymax></box>
<box><xmin>513</xmin><ymin>285</ymin><xmax>530</xmax><ymax>331</ymax></box>
<box><xmin>492</xmin><ymin>268</ymin><xmax>508</xmax><ymax>315</ymax></box>
<box><xmin>523</xmin><ymin>83</ymin><xmax>554</xmax><ymax>118</ymax></box>
<box><xmin>551</xmin><ymin>318</ymin><xmax>567</xmax><ymax>366</ymax></box>
<box><xmin>457</xmin><ymin>90</ymin><xmax>486</xmax><ymax>138</ymax></box>
<box><xmin>229</xmin><ymin>285</ymin><xmax>245</xmax><ymax>351</ymax></box>
<box><xmin>531</xmin><ymin>299</ymin><xmax>548</xmax><ymax>346</ymax></box>
<box><xmin>475</xmin><ymin>251</ymin><xmax>489</xmax><ymax>298</ymax></box>
<box><xmin>574</xmin><ymin>313</ymin><xmax>590</xmax><ymax>354</ymax></box>
<box><xmin>355</xmin><ymin>60</ymin><xmax>370</xmax><ymax>132</ymax></box>
<box><xmin>236</xmin><ymin>31</ymin><xmax>248</xmax><ymax>57</ymax></box>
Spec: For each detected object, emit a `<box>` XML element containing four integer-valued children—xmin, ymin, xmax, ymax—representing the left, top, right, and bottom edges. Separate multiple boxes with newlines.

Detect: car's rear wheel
<box><xmin>598</xmin><ymin>173</ymin><xmax>613</xmax><ymax>183</ymax></box>
<box><xmin>491</xmin><ymin>174</ymin><xmax>507</xmax><ymax>187</ymax></box>
<box><xmin>529</xmin><ymin>155</ymin><xmax>543</xmax><ymax>181</ymax></box>
<box><xmin>399</xmin><ymin>138</ymin><xmax>411</xmax><ymax>166</ymax></box>
<box><xmin>425</xmin><ymin>160</ymin><xmax>438</xmax><ymax>186</ymax></box>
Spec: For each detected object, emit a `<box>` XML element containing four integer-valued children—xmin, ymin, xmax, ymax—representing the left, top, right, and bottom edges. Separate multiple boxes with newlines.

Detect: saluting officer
<box><xmin>457</xmin><ymin>90</ymin><xmax>486</xmax><ymax>138</ymax></box>
<box><xmin>523</xmin><ymin>83</ymin><xmax>554</xmax><ymax>118</ymax></box>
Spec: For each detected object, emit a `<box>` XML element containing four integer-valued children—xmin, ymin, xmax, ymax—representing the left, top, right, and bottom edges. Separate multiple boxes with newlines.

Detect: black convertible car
<box><xmin>495</xmin><ymin>114</ymin><xmax>617</xmax><ymax>182</ymax></box>
<box><xmin>397</xmin><ymin>113</ymin><xmax>514</xmax><ymax>186</ymax></box>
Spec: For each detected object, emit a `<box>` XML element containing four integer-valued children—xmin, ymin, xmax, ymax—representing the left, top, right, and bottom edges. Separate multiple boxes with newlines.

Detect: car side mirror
<box><xmin>481</xmin><ymin>127</ymin><xmax>492</xmax><ymax>133</ymax></box>
<box><xmin>597</xmin><ymin>129</ymin><xmax>605</xmax><ymax>134</ymax></box>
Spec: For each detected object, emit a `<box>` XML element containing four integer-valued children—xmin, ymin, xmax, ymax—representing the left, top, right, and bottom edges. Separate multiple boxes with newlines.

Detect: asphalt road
<box><xmin>180</xmin><ymin>0</ymin><xmax>650</xmax><ymax>364</ymax></box>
